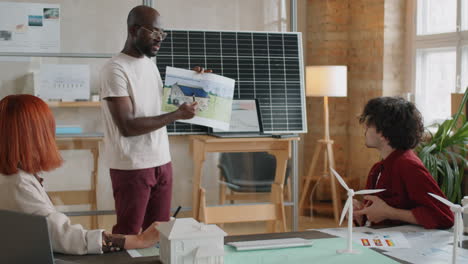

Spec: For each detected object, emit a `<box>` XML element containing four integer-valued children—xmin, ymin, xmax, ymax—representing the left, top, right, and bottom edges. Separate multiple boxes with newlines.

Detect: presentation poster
<box><xmin>162</xmin><ymin>66</ymin><xmax>235</xmax><ymax>131</ymax></box>
<box><xmin>36</xmin><ymin>64</ymin><xmax>90</xmax><ymax>102</ymax></box>
<box><xmin>0</xmin><ymin>2</ymin><xmax>60</xmax><ymax>52</ymax></box>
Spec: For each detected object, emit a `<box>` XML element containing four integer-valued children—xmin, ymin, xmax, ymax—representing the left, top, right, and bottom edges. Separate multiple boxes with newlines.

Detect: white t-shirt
<box><xmin>100</xmin><ymin>53</ymin><xmax>171</xmax><ymax>170</ymax></box>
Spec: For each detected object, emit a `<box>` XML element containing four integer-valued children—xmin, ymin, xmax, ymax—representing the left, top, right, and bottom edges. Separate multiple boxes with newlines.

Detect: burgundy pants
<box><xmin>110</xmin><ymin>162</ymin><xmax>173</xmax><ymax>235</ymax></box>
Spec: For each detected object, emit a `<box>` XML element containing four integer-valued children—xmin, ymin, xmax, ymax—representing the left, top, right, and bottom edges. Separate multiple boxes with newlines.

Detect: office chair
<box><xmin>218</xmin><ymin>152</ymin><xmax>291</xmax><ymax>204</ymax></box>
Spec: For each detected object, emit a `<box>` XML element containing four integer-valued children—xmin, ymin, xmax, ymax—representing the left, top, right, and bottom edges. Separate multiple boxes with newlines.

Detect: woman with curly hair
<box><xmin>353</xmin><ymin>97</ymin><xmax>454</xmax><ymax>229</ymax></box>
<box><xmin>0</xmin><ymin>94</ymin><xmax>160</xmax><ymax>255</ymax></box>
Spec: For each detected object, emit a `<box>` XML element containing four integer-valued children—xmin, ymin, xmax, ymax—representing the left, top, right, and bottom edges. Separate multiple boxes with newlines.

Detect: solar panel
<box><xmin>156</xmin><ymin>29</ymin><xmax>306</xmax><ymax>135</ymax></box>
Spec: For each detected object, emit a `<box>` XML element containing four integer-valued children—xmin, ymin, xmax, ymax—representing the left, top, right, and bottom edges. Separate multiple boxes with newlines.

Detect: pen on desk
<box><xmin>173</xmin><ymin>205</ymin><xmax>182</xmax><ymax>218</ymax></box>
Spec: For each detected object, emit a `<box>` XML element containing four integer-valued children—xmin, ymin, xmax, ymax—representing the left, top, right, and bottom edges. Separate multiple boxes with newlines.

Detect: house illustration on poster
<box><xmin>169</xmin><ymin>83</ymin><xmax>210</xmax><ymax>111</ymax></box>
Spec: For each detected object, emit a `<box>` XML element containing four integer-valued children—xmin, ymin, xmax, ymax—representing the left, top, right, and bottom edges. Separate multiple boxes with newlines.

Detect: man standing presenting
<box><xmin>100</xmin><ymin>5</ymin><xmax>203</xmax><ymax>234</ymax></box>
<box><xmin>353</xmin><ymin>97</ymin><xmax>454</xmax><ymax>229</ymax></box>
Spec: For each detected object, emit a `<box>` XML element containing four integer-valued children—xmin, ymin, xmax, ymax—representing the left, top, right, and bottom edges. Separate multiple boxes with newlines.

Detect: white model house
<box><xmin>157</xmin><ymin>218</ymin><xmax>227</xmax><ymax>264</ymax></box>
<box><xmin>169</xmin><ymin>83</ymin><xmax>210</xmax><ymax>111</ymax></box>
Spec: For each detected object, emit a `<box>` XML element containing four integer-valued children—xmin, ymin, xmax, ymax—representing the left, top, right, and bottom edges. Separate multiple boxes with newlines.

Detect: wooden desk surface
<box><xmin>55</xmin><ymin>136</ymin><xmax>103</xmax><ymax>150</ymax></box>
<box><xmin>190</xmin><ymin>135</ymin><xmax>300</xmax><ymax>143</ymax></box>
<box><xmin>190</xmin><ymin>135</ymin><xmax>300</xmax><ymax>154</ymax></box>
<box><xmin>55</xmin><ymin>230</ymin><xmax>407</xmax><ymax>264</ymax></box>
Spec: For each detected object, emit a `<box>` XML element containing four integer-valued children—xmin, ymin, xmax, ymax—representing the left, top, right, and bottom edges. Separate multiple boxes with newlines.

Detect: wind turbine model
<box><xmin>330</xmin><ymin>167</ymin><xmax>385</xmax><ymax>254</ymax></box>
<box><xmin>428</xmin><ymin>193</ymin><xmax>468</xmax><ymax>264</ymax></box>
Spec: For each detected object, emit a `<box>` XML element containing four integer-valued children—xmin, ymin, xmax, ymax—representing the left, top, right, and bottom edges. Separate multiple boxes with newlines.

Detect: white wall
<box><xmin>0</xmin><ymin>0</ymin><xmax>293</xmax><ymax>212</ymax></box>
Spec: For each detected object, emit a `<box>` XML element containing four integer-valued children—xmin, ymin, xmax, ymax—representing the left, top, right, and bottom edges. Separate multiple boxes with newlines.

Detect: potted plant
<box><xmin>415</xmin><ymin>87</ymin><xmax>468</xmax><ymax>203</ymax></box>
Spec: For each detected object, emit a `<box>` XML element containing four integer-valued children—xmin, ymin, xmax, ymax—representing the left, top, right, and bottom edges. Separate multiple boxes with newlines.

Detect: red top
<box><xmin>365</xmin><ymin>149</ymin><xmax>454</xmax><ymax>229</ymax></box>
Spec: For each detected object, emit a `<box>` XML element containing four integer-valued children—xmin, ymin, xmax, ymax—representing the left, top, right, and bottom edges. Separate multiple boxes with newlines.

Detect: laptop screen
<box><xmin>212</xmin><ymin>99</ymin><xmax>262</xmax><ymax>133</ymax></box>
<box><xmin>0</xmin><ymin>210</ymin><xmax>55</xmax><ymax>264</ymax></box>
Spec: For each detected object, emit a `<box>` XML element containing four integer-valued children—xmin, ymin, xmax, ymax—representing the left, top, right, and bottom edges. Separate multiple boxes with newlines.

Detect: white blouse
<box><xmin>0</xmin><ymin>170</ymin><xmax>103</xmax><ymax>255</ymax></box>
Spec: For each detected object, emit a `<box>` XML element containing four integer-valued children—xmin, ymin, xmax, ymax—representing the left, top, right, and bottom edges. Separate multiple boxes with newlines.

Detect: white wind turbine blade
<box><xmin>355</xmin><ymin>189</ymin><xmax>385</xmax><ymax>195</ymax></box>
<box><xmin>429</xmin><ymin>192</ymin><xmax>462</xmax><ymax>261</ymax></box>
<box><xmin>330</xmin><ymin>167</ymin><xmax>349</xmax><ymax>191</ymax></box>
<box><xmin>456</xmin><ymin>212</ymin><xmax>464</xmax><ymax>248</ymax></box>
<box><xmin>452</xmin><ymin>209</ymin><xmax>464</xmax><ymax>262</ymax></box>
<box><xmin>428</xmin><ymin>193</ymin><xmax>455</xmax><ymax>208</ymax></box>
<box><xmin>340</xmin><ymin>197</ymin><xmax>352</xmax><ymax>226</ymax></box>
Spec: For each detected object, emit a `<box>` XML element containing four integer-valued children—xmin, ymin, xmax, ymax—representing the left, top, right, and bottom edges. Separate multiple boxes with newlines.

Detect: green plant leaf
<box><xmin>416</xmin><ymin>87</ymin><xmax>468</xmax><ymax>203</ymax></box>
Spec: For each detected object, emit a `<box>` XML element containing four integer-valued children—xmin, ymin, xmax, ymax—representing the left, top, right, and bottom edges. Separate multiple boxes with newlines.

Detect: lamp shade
<box><xmin>306</xmin><ymin>66</ymin><xmax>347</xmax><ymax>97</ymax></box>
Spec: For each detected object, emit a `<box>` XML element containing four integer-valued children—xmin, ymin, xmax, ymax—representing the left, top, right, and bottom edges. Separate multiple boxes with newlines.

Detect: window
<box><xmin>264</xmin><ymin>0</ymin><xmax>289</xmax><ymax>32</ymax></box>
<box><xmin>411</xmin><ymin>0</ymin><xmax>468</xmax><ymax>125</ymax></box>
<box><xmin>462</xmin><ymin>46</ymin><xmax>468</xmax><ymax>92</ymax></box>
<box><xmin>415</xmin><ymin>48</ymin><xmax>457</xmax><ymax>123</ymax></box>
<box><xmin>463</xmin><ymin>0</ymin><xmax>468</xmax><ymax>30</ymax></box>
<box><xmin>417</xmin><ymin>0</ymin><xmax>457</xmax><ymax>35</ymax></box>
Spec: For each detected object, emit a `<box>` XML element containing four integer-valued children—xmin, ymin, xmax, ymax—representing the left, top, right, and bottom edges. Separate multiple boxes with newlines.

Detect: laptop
<box><xmin>0</xmin><ymin>210</ymin><xmax>76</xmax><ymax>264</ymax></box>
<box><xmin>209</xmin><ymin>99</ymin><xmax>271</xmax><ymax>138</ymax></box>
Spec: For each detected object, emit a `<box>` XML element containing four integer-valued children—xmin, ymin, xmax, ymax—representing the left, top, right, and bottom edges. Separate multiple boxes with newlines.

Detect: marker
<box><xmin>173</xmin><ymin>206</ymin><xmax>182</xmax><ymax>218</ymax></box>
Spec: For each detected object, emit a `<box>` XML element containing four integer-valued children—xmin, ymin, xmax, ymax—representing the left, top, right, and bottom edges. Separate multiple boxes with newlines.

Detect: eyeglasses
<box><xmin>138</xmin><ymin>25</ymin><xmax>168</xmax><ymax>40</ymax></box>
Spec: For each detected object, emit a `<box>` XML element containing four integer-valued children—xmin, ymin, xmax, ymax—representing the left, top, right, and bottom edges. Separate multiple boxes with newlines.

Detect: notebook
<box><xmin>209</xmin><ymin>99</ymin><xmax>271</xmax><ymax>138</ymax></box>
<box><xmin>0</xmin><ymin>210</ymin><xmax>76</xmax><ymax>264</ymax></box>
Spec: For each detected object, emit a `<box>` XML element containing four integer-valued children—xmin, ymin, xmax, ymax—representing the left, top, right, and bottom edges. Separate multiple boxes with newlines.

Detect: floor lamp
<box><xmin>299</xmin><ymin>65</ymin><xmax>347</xmax><ymax>223</ymax></box>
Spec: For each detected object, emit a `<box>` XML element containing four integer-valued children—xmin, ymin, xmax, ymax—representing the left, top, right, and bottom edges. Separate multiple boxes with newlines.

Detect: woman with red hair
<box><xmin>0</xmin><ymin>94</ymin><xmax>160</xmax><ymax>255</ymax></box>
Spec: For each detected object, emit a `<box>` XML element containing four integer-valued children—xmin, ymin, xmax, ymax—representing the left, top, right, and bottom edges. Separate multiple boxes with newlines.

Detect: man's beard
<box><xmin>135</xmin><ymin>40</ymin><xmax>157</xmax><ymax>57</ymax></box>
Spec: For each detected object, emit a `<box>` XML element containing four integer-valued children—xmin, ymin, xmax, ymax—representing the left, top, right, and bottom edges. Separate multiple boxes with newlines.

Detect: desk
<box><xmin>190</xmin><ymin>135</ymin><xmax>299</xmax><ymax>232</ymax></box>
<box><xmin>55</xmin><ymin>230</ymin><xmax>407</xmax><ymax>264</ymax></box>
<box><xmin>48</xmin><ymin>136</ymin><xmax>103</xmax><ymax>229</ymax></box>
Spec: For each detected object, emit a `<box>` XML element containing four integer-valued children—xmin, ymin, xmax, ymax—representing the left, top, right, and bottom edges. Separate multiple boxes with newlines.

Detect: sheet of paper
<box><xmin>225</xmin><ymin>237</ymin><xmax>399</xmax><ymax>264</ymax></box>
<box><xmin>375</xmin><ymin>225</ymin><xmax>468</xmax><ymax>263</ymax></box>
<box><xmin>162</xmin><ymin>66</ymin><xmax>235</xmax><ymax>130</ymax></box>
<box><xmin>0</xmin><ymin>2</ymin><xmax>60</xmax><ymax>52</ymax></box>
<box><xmin>384</xmin><ymin>243</ymin><xmax>468</xmax><ymax>264</ymax></box>
<box><xmin>127</xmin><ymin>246</ymin><xmax>159</xmax><ymax>258</ymax></box>
<box><xmin>355</xmin><ymin>232</ymin><xmax>410</xmax><ymax>249</ymax></box>
<box><xmin>316</xmin><ymin>227</ymin><xmax>411</xmax><ymax>249</ymax></box>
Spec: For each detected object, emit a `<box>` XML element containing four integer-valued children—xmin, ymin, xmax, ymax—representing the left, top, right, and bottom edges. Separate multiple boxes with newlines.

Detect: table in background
<box><xmin>190</xmin><ymin>135</ymin><xmax>299</xmax><ymax>232</ymax></box>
